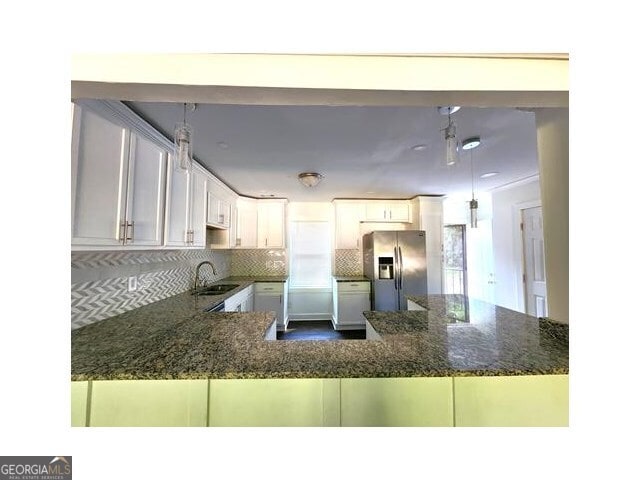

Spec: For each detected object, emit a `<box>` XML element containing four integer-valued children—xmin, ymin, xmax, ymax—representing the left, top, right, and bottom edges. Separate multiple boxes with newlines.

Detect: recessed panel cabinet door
<box><xmin>257</xmin><ymin>200</ymin><xmax>286</xmax><ymax>248</ymax></box>
<box><xmin>71</xmin><ymin>105</ymin><xmax>129</xmax><ymax>246</ymax></box>
<box><xmin>236</xmin><ymin>197</ymin><xmax>258</xmax><ymax>247</ymax></box>
<box><xmin>125</xmin><ymin>134</ymin><xmax>167</xmax><ymax>246</ymax></box>
<box><xmin>190</xmin><ymin>168</ymin><xmax>208</xmax><ymax>247</ymax></box>
<box><xmin>164</xmin><ymin>155</ymin><xmax>191</xmax><ymax>246</ymax></box>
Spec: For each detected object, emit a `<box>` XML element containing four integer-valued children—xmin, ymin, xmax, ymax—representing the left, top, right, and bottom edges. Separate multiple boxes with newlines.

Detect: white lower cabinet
<box><xmin>72</xmin><ymin>375</ymin><xmax>567</xmax><ymax>427</ymax></box>
<box><xmin>253</xmin><ymin>281</ymin><xmax>289</xmax><ymax>330</ymax></box>
<box><xmin>224</xmin><ymin>285</ymin><xmax>254</xmax><ymax>312</ymax></box>
<box><xmin>332</xmin><ymin>279</ymin><xmax>371</xmax><ymax>330</ymax></box>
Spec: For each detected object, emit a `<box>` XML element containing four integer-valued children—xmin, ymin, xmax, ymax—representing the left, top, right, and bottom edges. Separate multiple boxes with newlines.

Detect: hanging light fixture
<box><xmin>463</xmin><ymin>136</ymin><xmax>481</xmax><ymax>228</ymax></box>
<box><xmin>438</xmin><ymin>106</ymin><xmax>460</xmax><ymax>167</ymax></box>
<box><xmin>174</xmin><ymin>103</ymin><xmax>195</xmax><ymax>172</ymax></box>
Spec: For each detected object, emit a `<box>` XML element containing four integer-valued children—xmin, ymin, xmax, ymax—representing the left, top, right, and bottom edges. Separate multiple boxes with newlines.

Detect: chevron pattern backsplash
<box><xmin>230</xmin><ymin>249</ymin><xmax>287</xmax><ymax>276</ymax></box>
<box><xmin>334</xmin><ymin>249</ymin><xmax>363</xmax><ymax>276</ymax></box>
<box><xmin>71</xmin><ymin>249</ymin><xmax>231</xmax><ymax>329</ymax></box>
<box><xmin>72</xmin><ymin>247</ymin><xmax>349</xmax><ymax>329</ymax></box>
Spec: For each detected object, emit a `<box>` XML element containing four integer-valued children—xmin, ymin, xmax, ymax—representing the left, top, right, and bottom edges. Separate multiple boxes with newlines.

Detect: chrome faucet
<box><xmin>194</xmin><ymin>261</ymin><xmax>217</xmax><ymax>292</ymax></box>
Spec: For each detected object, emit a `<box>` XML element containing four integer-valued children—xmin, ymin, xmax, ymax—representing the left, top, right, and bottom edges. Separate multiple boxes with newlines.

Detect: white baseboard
<box><xmin>287</xmin><ymin>313</ymin><xmax>333</xmax><ymax>321</ymax></box>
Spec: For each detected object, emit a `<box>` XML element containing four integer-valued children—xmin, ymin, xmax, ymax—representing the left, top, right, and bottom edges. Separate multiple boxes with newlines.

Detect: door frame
<box><xmin>443</xmin><ymin>224</ymin><xmax>468</xmax><ymax>297</ymax></box>
<box><xmin>512</xmin><ymin>200</ymin><xmax>542</xmax><ymax>313</ymax></box>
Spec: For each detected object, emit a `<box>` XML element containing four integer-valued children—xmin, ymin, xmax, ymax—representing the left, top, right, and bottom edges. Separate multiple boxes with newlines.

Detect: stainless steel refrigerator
<box><xmin>363</xmin><ymin>230</ymin><xmax>428</xmax><ymax>311</ymax></box>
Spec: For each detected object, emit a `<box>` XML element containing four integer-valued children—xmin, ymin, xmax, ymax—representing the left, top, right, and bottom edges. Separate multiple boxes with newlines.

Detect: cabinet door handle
<box><xmin>119</xmin><ymin>221</ymin><xmax>127</xmax><ymax>244</ymax></box>
<box><xmin>264</xmin><ymin>238</ymin><xmax>267</xmax><ymax>247</ymax></box>
<box><xmin>384</xmin><ymin>210</ymin><xmax>386</xmax><ymax>219</ymax></box>
<box><xmin>126</xmin><ymin>221</ymin><xmax>135</xmax><ymax>242</ymax></box>
<box><xmin>279</xmin><ymin>294</ymin><xmax>282</xmax><ymax>304</ymax></box>
<box><xmin>389</xmin><ymin>210</ymin><xmax>392</xmax><ymax>220</ymax></box>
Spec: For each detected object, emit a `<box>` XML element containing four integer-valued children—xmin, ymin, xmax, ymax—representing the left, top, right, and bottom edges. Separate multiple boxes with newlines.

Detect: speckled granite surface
<box><xmin>333</xmin><ymin>276</ymin><xmax>370</xmax><ymax>282</ymax></box>
<box><xmin>225</xmin><ymin>276</ymin><xmax>288</xmax><ymax>283</ymax></box>
<box><xmin>72</xmin><ymin>287</ymin><xmax>568</xmax><ymax>380</ymax></box>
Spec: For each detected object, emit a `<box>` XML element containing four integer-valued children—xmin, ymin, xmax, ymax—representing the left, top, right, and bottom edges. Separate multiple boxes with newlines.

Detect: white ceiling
<box><xmin>125</xmin><ymin>101</ymin><xmax>539</xmax><ymax>201</ymax></box>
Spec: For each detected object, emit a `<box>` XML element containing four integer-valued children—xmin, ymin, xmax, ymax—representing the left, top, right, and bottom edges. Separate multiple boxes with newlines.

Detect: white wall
<box><xmin>411</xmin><ymin>196</ymin><xmax>444</xmax><ymax>294</ymax></box>
<box><xmin>287</xmin><ymin>202</ymin><xmax>334</xmax><ymax>321</ymax></box>
<box><xmin>536</xmin><ymin>109</ymin><xmax>569</xmax><ymax>323</ymax></box>
<box><xmin>491</xmin><ymin>178</ymin><xmax>541</xmax><ymax>312</ymax></box>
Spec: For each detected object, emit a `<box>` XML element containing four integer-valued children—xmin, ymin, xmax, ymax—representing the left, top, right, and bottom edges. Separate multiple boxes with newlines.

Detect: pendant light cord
<box><xmin>470</xmin><ymin>148</ymin><xmax>476</xmax><ymax>200</ymax></box>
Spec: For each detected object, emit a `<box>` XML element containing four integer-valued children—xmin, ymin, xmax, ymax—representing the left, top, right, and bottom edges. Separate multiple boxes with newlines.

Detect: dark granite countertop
<box><xmin>333</xmin><ymin>276</ymin><xmax>370</xmax><ymax>282</ymax></box>
<box><xmin>71</xmin><ymin>289</ymin><xmax>568</xmax><ymax>381</ymax></box>
<box><xmin>225</xmin><ymin>276</ymin><xmax>288</xmax><ymax>283</ymax></box>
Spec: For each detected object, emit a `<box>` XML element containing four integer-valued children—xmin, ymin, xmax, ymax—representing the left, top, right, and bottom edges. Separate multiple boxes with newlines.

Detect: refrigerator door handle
<box><xmin>393</xmin><ymin>246</ymin><xmax>398</xmax><ymax>290</ymax></box>
<box><xmin>398</xmin><ymin>245</ymin><xmax>404</xmax><ymax>290</ymax></box>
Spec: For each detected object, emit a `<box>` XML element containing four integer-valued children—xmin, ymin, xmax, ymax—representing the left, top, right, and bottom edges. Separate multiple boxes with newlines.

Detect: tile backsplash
<box><xmin>334</xmin><ymin>249</ymin><xmax>363</xmax><ymax>276</ymax></box>
<box><xmin>230</xmin><ymin>249</ymin><xmax>288</xmax><ymax>276</ymax></box>
<box><xmin>71</xmin><ymin>249</ymin><xmax>230</xmax><ymax>329</ymax></box>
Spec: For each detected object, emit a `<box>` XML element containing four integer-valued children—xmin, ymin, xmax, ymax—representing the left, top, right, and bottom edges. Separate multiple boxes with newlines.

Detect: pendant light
<box><xmin>174</xmin><ymin>103</ymin><xmax>194</xmax><ymax>172</ymax></box>
<box><xmin>438</xmin><ymin>106</ymin><xmax>460</xmax><ymax>167</ymax></box>
<box><xmin>463</xmin><ymin>136</ymin><xmax>481</xmax><ymax>228</ymax></box>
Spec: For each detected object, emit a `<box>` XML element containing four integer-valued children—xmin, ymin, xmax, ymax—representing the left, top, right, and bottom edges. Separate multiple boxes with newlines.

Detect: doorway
<box><xmin>443</xmin><ymin>224</ymin><xmax>469</xmax><ymax>322</ymax></box>
<box><xmin>521</xmin><ymin>206</ymin><xmax>548</xmax><ymax>317</ymax></box>
<box><xmin>443</xmin><ymin>224</ymin><xmax>468</xmax><ymax>296</ymax></box>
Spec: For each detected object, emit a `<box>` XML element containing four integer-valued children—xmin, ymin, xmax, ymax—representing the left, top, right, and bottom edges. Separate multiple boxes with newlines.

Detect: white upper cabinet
<box><xmin>364</xmin><ymin>200</ymin><xmax>411</xmax><ymax>222</ymax></box>
<box><xmin>165</xmin><ymin>159</ymin><xmax>207</xmax><ymax>247</ymax></box>
<box><xmin>206</xmin><ymin>178</ymin><xmax>232</xmax><ymax>229</ymax></box>
<box><xmin>125</xmin><ymin>133</ymin><xmax>167</xmax><ymax>246</ymax></box>
<box><xmin>257</xmin><ymin>199</ymin><xmax>287</xmax><ymax>248</ymax></box>
<box><xmin>334</xmin><ymin>201</ymin><xmax>366</xmax><ymax>249</ymax></box>
<box><xmin>71</xmin><ymin>104</ymin><xmax>166</xmax><ymax>248</ymax></box>
<box><xmin>235</xmin><ymin>197</ymin><xmax>258</xmax><ymax>248</ymax></box>
<box><xmin>207</xmin><ymin>193</ymin><xmax>231</xmax><ymax>228</ymax></box>
<box><xmin>190</xmin><ymin>167</ymin><xmax>208</xmax><ymax>247</ymax></box>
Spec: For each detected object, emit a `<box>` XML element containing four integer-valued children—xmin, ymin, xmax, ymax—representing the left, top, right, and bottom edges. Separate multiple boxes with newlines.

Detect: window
<box><xmin>289</xmin><ymin>221</ymin><xmax>331</xmax><ymax>288</ymax></box>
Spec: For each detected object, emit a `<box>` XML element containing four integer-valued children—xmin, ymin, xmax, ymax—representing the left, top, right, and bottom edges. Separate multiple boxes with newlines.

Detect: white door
<box><xmin>466</xmin><ymin>219</ymin><xmax>495</xmax><ymax>303</ymax></box>
<box><xmin>522</xmin><ymin>206</ymin><xmax>548</xmax><ymax>317</ymax></box>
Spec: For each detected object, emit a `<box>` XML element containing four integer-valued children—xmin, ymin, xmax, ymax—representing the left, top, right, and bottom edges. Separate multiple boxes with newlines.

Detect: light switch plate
<box><xmin>128</xmin><ymin>276</ymin><xmax>138</xmax><ymax>292</ymax></box>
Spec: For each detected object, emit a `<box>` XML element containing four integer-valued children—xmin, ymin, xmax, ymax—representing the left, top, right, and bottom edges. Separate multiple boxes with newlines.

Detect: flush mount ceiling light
<box><xmin>462</xmin><ymin>136</ymin><xmax>481</xmax><ymax>150</ymax></box>
<box><xmin>174</xmin><ymin>103</ymin><xmax>196</xmax><ymax>172</ymax></box>
<box><xmin>298</xmin><ymin>172</ymin><xmax>323</xmax><ymax>187</ymax></box>
<box><xmin>438</xmin><ymin>106</ymin><xmax>461</xmax><ymax>167</ymax></box>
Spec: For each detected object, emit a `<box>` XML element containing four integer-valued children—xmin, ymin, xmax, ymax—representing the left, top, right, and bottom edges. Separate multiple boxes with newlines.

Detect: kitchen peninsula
<box><xmin>71</xmin><ymin>283</ymin><xmax>569</xmax><ymax>427</ymax></box>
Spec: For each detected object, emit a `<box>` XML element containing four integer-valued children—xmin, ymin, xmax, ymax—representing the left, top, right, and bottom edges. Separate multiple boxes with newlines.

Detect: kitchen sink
<box><xmin>192</xmin><ymin>284</ymin><xmax>239</xmax><ymax>295</ymax></box>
